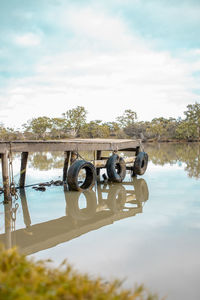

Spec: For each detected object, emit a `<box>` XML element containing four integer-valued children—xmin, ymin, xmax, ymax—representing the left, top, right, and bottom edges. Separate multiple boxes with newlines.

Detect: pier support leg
<box><xmin>63</xmin><ymin>151</ymin><xmax>70</xmax><ymax>182</ymax></box>
<box><xmin>96</xmin><ymin>150</ymin><xmax>101</xmax><ymax>176</ymax></box>
<box><xmin>19</xmin><ymin>152</ymin><xmax>28</xmax><ymax>188</ymax></box>
<box><xmin>20</xmin><ymin>189</ymin><xmax>31</xmax><ymax>228</ymax></box>
<box><xmin>4</xmin><ymin>202</ymin><xmax>12</xmax><ymax>249</ymax></box>
<box><xmin>135</xmin><ymin>146</ymin><xmax>141</xmax><ymax>156</ymax></box>
<box><xmin>1</xmin><ymin>151</ymin><xmax>11</xmax><ymax>203</ymax></box>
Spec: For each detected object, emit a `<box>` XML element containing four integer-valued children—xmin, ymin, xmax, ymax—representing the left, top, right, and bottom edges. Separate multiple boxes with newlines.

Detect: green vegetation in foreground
<box><xmin>1</xmin><ymin>102</ymin><xmax>200</xmax><ymax>141</ymax></box>
<box><xmin>0</xmin><ymin>245</ymin><xmax>160</xmax><ymax>300</ymax></box>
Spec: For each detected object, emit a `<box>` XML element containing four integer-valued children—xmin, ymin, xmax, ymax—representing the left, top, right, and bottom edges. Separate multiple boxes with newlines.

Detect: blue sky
<box><xmin>0</xmin><ymin>0</ymin><xmax>200</xmax><ymax>128</ymax></box>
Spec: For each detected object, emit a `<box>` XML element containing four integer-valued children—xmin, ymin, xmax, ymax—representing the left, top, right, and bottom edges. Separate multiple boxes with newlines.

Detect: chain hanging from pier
<box><xmin>8</xmin><ymin>143</ymin><xmax>18</xmax><ymax>201</ymax></box>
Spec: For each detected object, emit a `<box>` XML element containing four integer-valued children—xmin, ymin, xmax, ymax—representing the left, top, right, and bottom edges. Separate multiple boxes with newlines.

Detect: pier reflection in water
<box><xmin>0</xmin><ymin>178</ymin><xmax>148</xmax><ymax>255</ymax></box>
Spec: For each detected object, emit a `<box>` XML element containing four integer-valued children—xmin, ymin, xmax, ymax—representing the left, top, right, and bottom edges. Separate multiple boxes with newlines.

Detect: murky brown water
<box><xmin>0</xmin><ymin>143</ymin><xmax>200</xmax><ymax>300</ymax></box>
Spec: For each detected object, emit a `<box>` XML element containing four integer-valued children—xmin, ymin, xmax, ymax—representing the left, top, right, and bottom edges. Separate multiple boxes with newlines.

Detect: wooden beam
<box><xmin>0</xmin><ymin>139</ymin><xmax>141</xmax><ymax>153</ymax></box>
<box><xmin>93</xmin><ymin>156</ymin><xmax>136</xmax><ymax>168</ymax></box>
<box><xmin>1</xmin><ymin>151</ymin><xmax>11</xmax><ymax>202</ymax></box>
<box><xmin>96</xmin><ymin>150</ymin><xmax>101</xmax><ymax>176</ymax></box>
<box><xmin>63</xmin><ymin>151</ymin><xmax>70</xmax><ymax>181</ymax></box>
<box><xmin>93</xmin><ymin>159</ymin><xmax>108</xmax><ymax>168</ymax></box>
<box><xmin>19</xmin><ymin>152</ymin><xmax>29</xmax><ymax>188</ymax></box>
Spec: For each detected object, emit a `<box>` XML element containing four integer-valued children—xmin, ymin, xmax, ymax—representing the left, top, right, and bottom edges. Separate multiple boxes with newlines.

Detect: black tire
<box><xmin>107</xmin><ymin>184</ymin><xmax>127</xmax><ymax>212</ymax></box>
<box><xmin>133</xmin><ymin>152</ymin><xmax>148</xmax><ymax>176</ymax></box>
<box><xmin>106</xmin><ymin>154</ymin><xmax>126</xmax><ymax>183</ymax></box>
<box><xmin>133</xmin><ymin>178</ymin><xmax>149</xmax><ymax>202</ymax></box>
<box><xmin>67</xmin><ymin>160</ymin><xmax>96</xmax><ymax>191</ymax></box>
<box><xmin>67</xmin><ymin>190</ymin><xmax>97</xmax><ymax>220</ymax></box>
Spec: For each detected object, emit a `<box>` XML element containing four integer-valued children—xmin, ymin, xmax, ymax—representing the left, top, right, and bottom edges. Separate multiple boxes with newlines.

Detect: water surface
<box><xmin>0</xmin><ymin>143</ymin><xmax>200</xmax><ymax>300</ymax></box>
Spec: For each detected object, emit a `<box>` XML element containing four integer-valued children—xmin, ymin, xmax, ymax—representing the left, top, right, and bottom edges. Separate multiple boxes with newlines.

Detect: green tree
<box><xmin>116</xmin><ymin>109</ymin><xmax>137</xmax><ymax>128</ymax></box>
<box><xmin>63</xmin><ymin>106</ymin><xmax>87</xmax><ymax>136</ymax></box>
<box><xmin>50</xmin><ymin>117</ymin><xmax>66</xmax><ymax>139</ymax></box>
<box><xmin>104</xmin><ymin>122</ymin><xmax>121</xmax><ymax>137</ymax></box>
<box><xmin>165</xmin><ymin>117</ymin><xmax>178</xmax><ymax>139</ymax></box>
<box><xmin>0</xmin><ymin>124</ymin><xmax>22</xmax><ymax>140</ymax></box>
<box><xmin>124</xmin><ymin>121</ymin><xmax>147</xmax><ymax>139</ymax></box>
<box><xmin>79</xmin><ymin>120</ymin><xmax>110</xmax><ymax>138</ymax></box>
<box><xmin>23</xmin><ymin>117</ymin><xmax>52</xmax><ymax>139</ymax></box>
<box><xmin>147</xmin><ymin>118</ymin><xmax>168</xmax><ymax>141</ymax></box>
<box><xmin>0</xmin><ymin>124</ymin><xmax>10</xmax><ymax>140</ymax></box>
<box><xmin>175</xmin><ymin>120</ymin><xmax>192</xmax><ymax>140</ymax></box>
<box><xmin>184</xmin><ymin>102</ymin><xmax>200</xmax><ymax>139</ymax></box>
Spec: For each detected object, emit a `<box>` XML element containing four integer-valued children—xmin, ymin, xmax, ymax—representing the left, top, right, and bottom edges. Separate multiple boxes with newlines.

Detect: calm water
<box><xmin>0</xmin><ymin>143</ymin><xmax>200</xmax><ymax>300</ymax></box>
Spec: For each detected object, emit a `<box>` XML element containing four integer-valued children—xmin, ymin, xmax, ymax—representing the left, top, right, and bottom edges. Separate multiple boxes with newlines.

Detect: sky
<box><xmin>0</xmin><ymin>0</ymin><xmax>200</xmax><ymax>129</ymax></box>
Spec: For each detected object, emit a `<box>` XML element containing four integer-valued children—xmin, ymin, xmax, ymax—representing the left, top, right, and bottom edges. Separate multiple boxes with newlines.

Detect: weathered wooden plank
<box><xmin>93</xmin><ymin>159</ymin><xmax>107</xmax><ymax>168</ymax></box>
<box><xmin>0</xmin><ymin>139</ymin><xmax>141</xmax><ymax>153</ymax></box>
<box><xmin>93</xmin><ymin>156</ymin><xmax>136</xmax><ymax>168</ymax></box>
<box><xmin>19</xmin><ymin>152</ymin><xmax>29</xmax><ymax>188</ymax></box>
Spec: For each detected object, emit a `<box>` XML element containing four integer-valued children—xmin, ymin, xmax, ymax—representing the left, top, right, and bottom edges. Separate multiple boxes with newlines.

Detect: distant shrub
<box><xmin>0</xmin><ymin>245</ymin><xmax>159</xmax><ymax>300</ymax></box>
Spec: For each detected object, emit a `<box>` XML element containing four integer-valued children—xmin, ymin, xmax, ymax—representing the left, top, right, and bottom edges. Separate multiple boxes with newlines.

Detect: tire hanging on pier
<box><xmin>106</xmin><ymin>154</ymin><xmax>126</xmax><ymax>183</ymax></box>
<box><xmin>67</xmin><ymin>160</ymin><xmax>96</xmax><ymax>191</ymax></box>
<box><xmin>132</xmin><ymin>151</ymin><xmax>148</xmax><ymax>176</ymax></box>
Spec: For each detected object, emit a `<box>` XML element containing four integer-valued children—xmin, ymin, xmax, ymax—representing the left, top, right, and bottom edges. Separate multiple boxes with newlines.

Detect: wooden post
<box><xmin>96</xmin><ymin>150</ymin><xmax>101</xmax><ymax>176</ymax></box>
<box><xmin>19</xmin><ymin>152</ymin><xmax>28</xmax><ymax>188</ymax></box>
<box><xmin>20</xmin><ymin>189</ymin><xmax>31</xmax><ymax>228</ymax></box>
<box><xmin>1</xmin><ymin>151</ymin><xmax>11</xmax><ymax>202</ymax></box>
<box><xmin>63</xmin><ymin>151</ymin><xmax>70</xmax><ymax>182</ymax></box>
<box><xmin>4</xmin><ymin>202</ymin><xmax>12</xmax><ymax>249</ymax></box>
<box><xmin>135</xmin><ymin>146</ymin><xmax>141</xmax><ymax>156</ymax></box>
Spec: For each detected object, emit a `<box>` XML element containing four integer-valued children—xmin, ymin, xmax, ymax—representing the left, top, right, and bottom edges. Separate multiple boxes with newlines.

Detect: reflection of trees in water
<box><xmin>29</xmin><ymin>152</ymin><xmax>64</xmax><ymax>170</ymax></box>
<box><xmin>144</xmin><ymin>143</ymin><xmax>200</xmax><ymax>179</ymax></box>
<box><xmin>29</xmin><ymin>152</ymin><xmax>96</xmax><ymax>171</ymax></box>
<box><xmin>184</xmin><ymin>155</ymin><xmax>200</xmax><ymax>179</ymax></box>
<box><xmin>28</xmin><ymin>144</ymin><xmax>200</xmax><ymax>179</ymax></box>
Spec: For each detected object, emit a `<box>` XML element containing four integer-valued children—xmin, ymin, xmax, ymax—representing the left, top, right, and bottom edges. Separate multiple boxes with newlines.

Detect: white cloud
<box><xmin>1</xmin><ymin>7</ymin><xmax>200</xmax><ymax>128</ymax></box>
<box><xmin>63</xmin><ymin>7</ymin><xmax>134</xmax><ymax>50</ymax></box>
<box><xmin>15</xmin><ymin>33</ymin><xmax>41</xmax><ymax>47</ymax></box>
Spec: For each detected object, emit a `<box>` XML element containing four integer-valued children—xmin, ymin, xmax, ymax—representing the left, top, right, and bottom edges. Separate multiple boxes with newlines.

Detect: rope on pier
<box><xmin>76</xmin><ymin>151</ymin><xmax>87</xmax><ymax>161</ymax></box>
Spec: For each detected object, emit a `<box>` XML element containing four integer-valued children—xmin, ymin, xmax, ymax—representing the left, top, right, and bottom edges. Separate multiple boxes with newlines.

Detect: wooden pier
<box><xmin>0</xmin><ymin>139</ymin><xmax>147</xmax><ymax>201</ymax></box>
<box><xmin>0</xmin><ymin>139</ymin><xmax>141</xmax><ymax>152</ymax></box>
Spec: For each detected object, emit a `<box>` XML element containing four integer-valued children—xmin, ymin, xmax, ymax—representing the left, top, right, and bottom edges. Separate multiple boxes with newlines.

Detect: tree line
<box><xmin>0</xmin><ymin>102</ymin><xmax>200</xmax><ymax>141</ymax></box>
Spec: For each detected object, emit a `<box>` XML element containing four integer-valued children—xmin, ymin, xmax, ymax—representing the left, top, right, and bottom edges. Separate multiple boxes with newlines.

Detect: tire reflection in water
<box><xmin>67</xmin><ymin>191</ymin><xmax>97</xmax><ymax>221</ymax></box>
<box><xmin>0</xmin><ymin>178</ymin><xmax>149</xmax><ymax>255</ymax></box>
